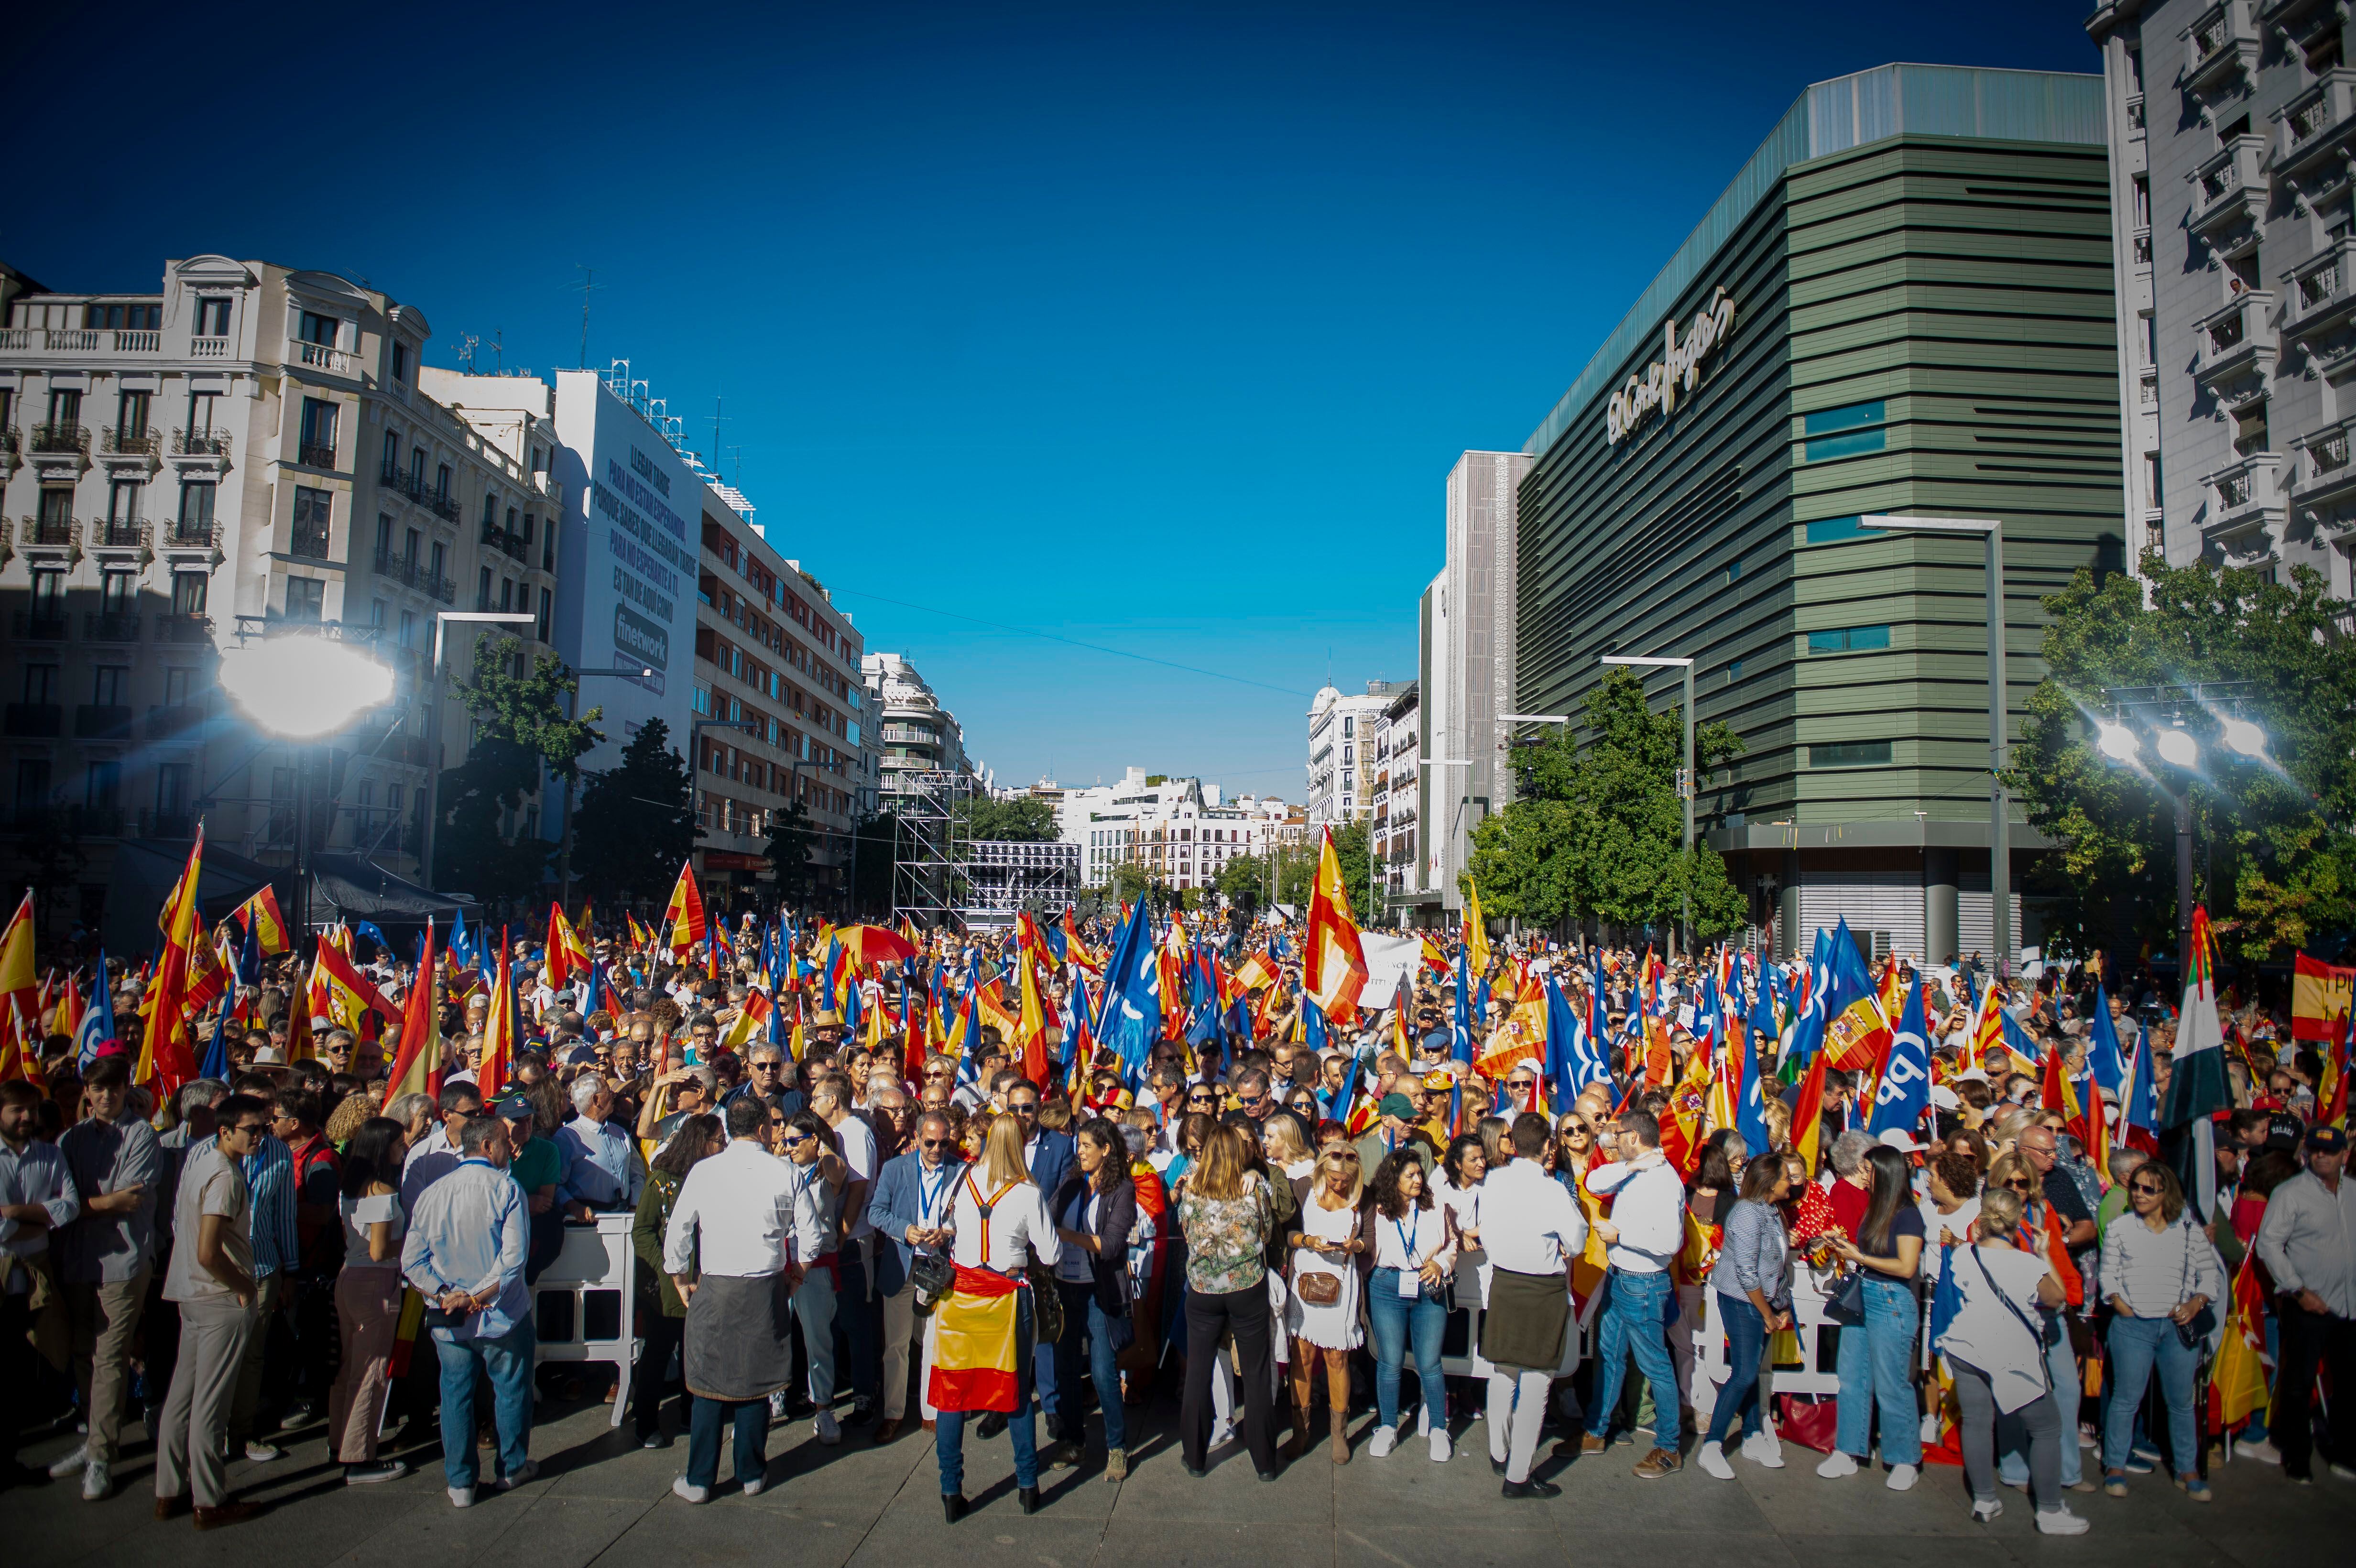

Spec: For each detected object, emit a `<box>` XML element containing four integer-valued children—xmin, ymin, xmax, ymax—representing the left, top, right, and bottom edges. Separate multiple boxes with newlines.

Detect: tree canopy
<box><xmin>2011</xmin><ymin>554</ymin><xmax>2356</xmax><ymax>963</ymax></box>
<box><xmin>954</xmin><ymin>795</ymin><xmax>1058</xmax><ymax>843</ymax></box>
<box><xmin>570</xmin><ymin>717</ymin><xmax>700</xmax><ymax>908</ymax></box>
<box><xmin>1465</xmin><ymin>667</ymin><xmax>1746</xmax><ymax>938</ymax></box>
<box><xmin>432</xmin><ymin>638</ymin><xmax>604</xmax><ymax>901</ymax></box>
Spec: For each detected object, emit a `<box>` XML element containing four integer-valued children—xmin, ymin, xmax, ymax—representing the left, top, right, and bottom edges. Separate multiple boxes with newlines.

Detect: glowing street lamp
<box><xmin>217</xmin><ymin>638</ymin><xmax>396</xmax><ymax>740</ymax></box>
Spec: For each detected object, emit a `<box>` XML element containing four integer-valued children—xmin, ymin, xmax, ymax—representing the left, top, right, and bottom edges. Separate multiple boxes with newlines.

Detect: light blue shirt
<box><xmin>241</xmin><ymin>1134</ymin><xmax>297</xmax><ymax>1280</ymax></box>
<box><xmin>557</xmin><ymin>1115</ymin><xmax>644</xmax><ymax>1209</ymax></box>
<box><xmin>401</xmin><ymin>1157</ymin><xmax>530</xmax><ymax>1341</ymax></box>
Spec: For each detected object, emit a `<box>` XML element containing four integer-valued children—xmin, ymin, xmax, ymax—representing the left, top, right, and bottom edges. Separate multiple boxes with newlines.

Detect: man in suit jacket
<box><xmin>864</xmin><ymin>1109</ymin><xmax>966</xmax><ymax>1444</ymax></box>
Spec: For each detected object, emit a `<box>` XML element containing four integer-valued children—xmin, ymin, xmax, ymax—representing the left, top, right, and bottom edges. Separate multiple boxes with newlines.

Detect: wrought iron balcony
<box><xmin>172</xmin><ymin>427</ymin><xmax>231</xmax><ymax>456</ymax></box>
<box><xmin>28</xmin><ymin>423</ymin><xmax>88</xmax><ymax>455</ymax></box>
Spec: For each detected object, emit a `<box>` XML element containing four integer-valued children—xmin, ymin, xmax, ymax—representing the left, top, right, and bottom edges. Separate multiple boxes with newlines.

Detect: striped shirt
<box><xmin>241</xmin><ymin>1134</ymin><xmax>297</xmax><ymax>1279</ymax></box>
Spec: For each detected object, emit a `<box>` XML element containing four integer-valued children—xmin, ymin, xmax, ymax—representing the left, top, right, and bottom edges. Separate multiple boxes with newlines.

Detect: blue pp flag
<box><xmin>74</xmin><ymin>953</ymin><xmax>116</xmax><ymax>1069</ymax></box>
<box><xmin>198</xmin><ymin>1002</ymin><xmax>230</xmax><ymax>1082</ymax></box>
<box><xmin>1450</xmin><ymin>942</ymin><xmax>1474</xmax><ymax>1065</ymax></box>
<box><xmin>1096</xmin><ymin>901</ymin><xmax>1162</xmax><ymax>1088</ymax></box>
<box><xmin>1867</xmin><ymin>973</ymin><xmax>1931</xmax><ymax>1137</ymax></box>
<box><xmin>2085</xmin><ymin>982</ymin><xmax>2127</xmax><ymax>1096</ymax></box>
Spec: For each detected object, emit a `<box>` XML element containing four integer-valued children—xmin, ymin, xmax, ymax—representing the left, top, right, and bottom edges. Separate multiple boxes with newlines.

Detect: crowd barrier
<box><xmin>532</xmin><ymin>1213</ymin><xmax>642</xmax><ymax>1428</ymax></box>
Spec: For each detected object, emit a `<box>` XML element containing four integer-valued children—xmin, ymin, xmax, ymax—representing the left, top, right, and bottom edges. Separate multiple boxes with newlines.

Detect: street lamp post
<box><xmin>1418</xmin><ymin>756</ymin><xmax>1472</xmax><ymax>928</ymax></box>
<box><xmin>1858</xmin><ymin>515</ymin><xmax>2011</xmax><ymax>970</ymax></box>
<box><xmin>1599</xmin><ymin>654</ymin><xmax>1696</xmax><ymax>955</ymax></box>
<box><xmin>419</xmin><ymin>611</ymin><xmax>538</xmax><ymax>893</ymax></box>
<box><xmin>2094</xmin><ymin>682</ymin><xmax>2265</xmax><ymax>972</ymax></box>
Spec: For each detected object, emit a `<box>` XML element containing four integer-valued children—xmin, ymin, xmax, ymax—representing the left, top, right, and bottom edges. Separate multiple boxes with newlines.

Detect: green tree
<box><xmin>952</xmin><ymin>795</ymin><xmax>1058</xmax><ymax>842</ymax></box>
<box><xmin>765</xmin><ymin>801</ymin><xmax>819</xmax><ymax>909</ymax></box>
<box><xmin>1109</xmin><ymin>860</ymin><xmax>1154</xmax><ymax>904</ymax></box>
<box><xmin>1466</xmin><ymin>666</ymin><xmax>1746</xmax><ymax>938</ymax></box>
<box><xmin>571</xmin><ymin>717</ymin><xmax>699</xmax><ymax>908</ymax></box>
<box><xmin>432</xmin><ymin>638</ymin><xmax>605</xmax><ymax>901</ymax></box>
<box><xmin>2010</xmin><ymin>554</ymin><xmax>2356</xmax><ymax>962</ymax></box>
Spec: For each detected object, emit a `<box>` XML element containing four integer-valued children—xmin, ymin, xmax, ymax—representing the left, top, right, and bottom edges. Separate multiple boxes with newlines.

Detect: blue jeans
<box><xmin>687</xmin><ymin>1396</ymin><xmax>770</xmax><ymax>1489</ymax></box>
<box><xmin>936</xmin><ymin>1287</ymin><xmax>1036</xmax><ymax>1495</ymax></box>
<box><xmin>432</xmin><ymin>1323</ymin><xmax>532</xmax><ymax>1491</ymax></box>
<box><xmin>1054</xmin><ymin>1280</ymin><xmax>1126</xmax><ymax>1451</ymax></box>
<box><xmin>1997</xmin><ymin>1310</ymin><xmax>2083</xmax><ymax>1487</ymax></box>
<box><xmin>835</xmin><ymin>1251</ymin><xmax>882</xmax><ymax>1407</ymax></box>
<box><xmin>1705</xmin><ymin>1292</ymin><xmax>1768</xmax><ymax>1445</ymax></box>
<box><xmin>1585</xmin><ymin>1269</ymin><xmax>1681</xmax><ymax>1451</ymax></box>
<box><xmin>1833</xmin><ymin>1275</ymin><xmax>1920</xmax><ymax>1466</ymax></box>
<box><xmin>2103</xmin><ymin>1314</ymin><xmax>2197</xmax><ymax>1475</ymax></box>
<box><xmin>1366</xmin><ymin>1268</ymin><xmax>1447</xmax><ymax>1432</ymax></box>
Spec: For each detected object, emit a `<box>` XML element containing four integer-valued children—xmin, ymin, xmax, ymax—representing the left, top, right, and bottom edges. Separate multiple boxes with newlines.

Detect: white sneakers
<box><xmin>1971</xmin><ymin>1497</ymin><xmax>2003</xmax><ymax>1522</ymax></box>
<box><xmin>1428</xmin><ymin>1429</ymin><xmax>1451</xmax><ymax>1463</ymax></box>
<box><xmin>46</xmin><ymin>1444</ymin><xmax>87</xmax><ymax>1480</ymax></box>
<box><xmin>1698</xmin><ymin>1444</ymin><xmax>1735</xmax><ymax>1481</ymax></box>
<box><xmin>2232</xmin><ymin>1437</ymin><xmax>2281</xmax><ymax>1465</ymax></box>
<box><xmin>2036</xmin><ymin>1507</ymin><xmax>2091</xmax><ymax>1535</ymax></box>
<box><xmin>1742</xmin><ymin>1432</ymin><xmax>1786</xmax><ymax>1470</ymax></box>
<box><xmin>448</xmin><ymin>1486</ymin><xmax>476</xmax><ymax>1509</ymax></box>
<box><xmin>767</xmin><ymin>1390</ymin><xmax>787</xmax><ymax>1419</ymax></box>
<box><xmin>1816</xmin><ymin>1450</ymin><xmax>1859</xmax><ymax>1479</ymax></box>
<box><xmin>1368</xmin><ymin>1426</ymin><xmax>1397</xmax><ymax>1459</ymax></box>
<box><xmin>1207</xmin><ymin>1419</ymin><xmax>1235</xmax><ymax>1449</ymax></box>
<box><xmin>1886</xmin><ymin>1463</ymin><xmax>1919</xmax><ymax>1492</ymax></box>
<box><xmin>672</xmin><ymin>1476</ymin><xmax>709</xmax><ymax>1505</ymax></box>
<box><xmin>814</xmin><ymin>1410</ymin><xmax>841</xmax><ymax>1446</ymax></box>
<box><xmin>741</xmin><ymin>1477</ymin><xmax>765</xmax><ymax>1498</ymax></box>
<box><xmin>498</xmin><ymin>1459</ymin><xmax>539</xmax><ymax>1491</ymax></box>
<box><xmin>80</xmin><ymin>1460</ymin><xmax>110</xmax><ymax>1502</ymax></box>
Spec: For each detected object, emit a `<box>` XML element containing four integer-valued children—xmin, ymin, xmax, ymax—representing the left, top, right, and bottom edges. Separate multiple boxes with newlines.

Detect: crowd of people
<box><xmin>0</xmin><ymin>902</ymin><xmax>2350</xmax><ymax>1538</ymax></box>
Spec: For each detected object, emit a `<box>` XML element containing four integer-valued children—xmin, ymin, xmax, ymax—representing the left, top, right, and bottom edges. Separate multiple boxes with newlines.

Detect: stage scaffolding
<box><xmin>959</xmin><ymin>839</ymin><xmax>1080</xmax><ymax>930</ymax></box>
<box><xmin>890</xmin><ymin>770</ymin><xmax>974</xmax><ymax>929</ymax></box>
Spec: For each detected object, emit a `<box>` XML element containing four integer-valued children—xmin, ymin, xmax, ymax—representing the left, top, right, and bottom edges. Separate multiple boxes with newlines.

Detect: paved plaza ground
<box><xmin>5</xmin><ymin>1394</ymin><xmax>2351</xmax><ymax>1568</ymax></box>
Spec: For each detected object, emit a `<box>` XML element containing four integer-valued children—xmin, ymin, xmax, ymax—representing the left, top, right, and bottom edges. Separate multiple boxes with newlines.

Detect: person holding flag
<box><xmin>2095</xmin><ymin>1161</ymin><xmax>2222</xmax><ymax>1501</ymax></box>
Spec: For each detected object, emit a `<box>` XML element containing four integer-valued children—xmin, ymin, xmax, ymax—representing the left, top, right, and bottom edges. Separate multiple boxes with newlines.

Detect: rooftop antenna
<box><xmin>709</xmin><ymin>396</ymin><xmax>731</xmax><ymax>468</ymax></box>
<box><xmin>573</xmin><ymin>265</ymin><xmax>603</xmax><ymax>369</ymax></box>
<box><xmin>454</xmin><ymin>332</ymin><xmax>480</xmax><ymax>371</ymax></box>
<box><xmin>492</xmin><ymin>328</ymin><xmax>504</xmax><ymax>374</ymax></box>
<box><xmin>726</xmin><ymin>444</ymin><xmax>745</xmax><ymax>486</ymax></box>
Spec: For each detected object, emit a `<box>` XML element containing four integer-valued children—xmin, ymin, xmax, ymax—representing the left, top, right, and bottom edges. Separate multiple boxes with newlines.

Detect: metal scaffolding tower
<box><xmin>960</xmin><ymin>840</ymin><xmax>1080</xmax><ymax>930</ymax></box>
<box><xmin>890</xmin><ymin>770</ymin><xmax>974</xmax><ymax>928</ymax></box>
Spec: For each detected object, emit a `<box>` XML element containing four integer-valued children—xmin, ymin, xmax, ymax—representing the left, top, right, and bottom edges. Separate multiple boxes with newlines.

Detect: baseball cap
<box><xmin>2264</xmin><ymin>1113</ymin><xmax>2304</xmax><ymax>1151</ymax></box>
<box><xmin>1877</xmin><ymin>1129</ymin><xmax>1924</xmax><ymax>1154</ymax></box>
<box><xmin>1377</xmin><ymin>1093</ymin><xmax>1416</xmax><ymax>1122</ymax></box>
<box><xmin>2305</xmin><ymin>1124</ymin><xmax>2348</xmax><ymax>1154</ymax></box>
<box><xmin>494</xmin><ymin>1094</ymin><xmax>535</xmax><ymax>1122</ymax></box>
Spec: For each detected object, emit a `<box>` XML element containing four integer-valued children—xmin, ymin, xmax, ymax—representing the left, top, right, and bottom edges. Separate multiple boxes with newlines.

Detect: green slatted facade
<box><xmin>1515</xmin><ymin>131</ymin><xmax>2125</xmax><ymax>958</ymax></box>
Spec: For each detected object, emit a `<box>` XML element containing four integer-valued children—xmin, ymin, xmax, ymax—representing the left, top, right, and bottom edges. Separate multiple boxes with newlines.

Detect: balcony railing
<box><xmin>292</xmin><ymin>340</ymin><xmax>356</xmax><ymax>374</ymax></box>
<box><xmin>83</xmin><ymin>613</ymin><xmax>142</xmax><ymax>642</ymax></box>
<box><xmin>290</xmin><ymin>517</ymin><xmax>332</xmax><ymax>559</ymax></box>
<box><xmin>2279</xmin><ymin>69</ymin><xmax>2356</xmax><ymax>177</ymax></box>
<box><xmin>2</xmin><ymin>703</ymin><xmax>61</xmax><ymax>737</ymax></box>
<box><xmin>173</xmin><ymin>426</ymin><xmax>231</xmax><ymax>456</ymax></box>
<box><xmin>2187</xmin><ymin>1</ymin><xmax>2259</xmax><ymax>91</ymax></box>
<box><xmin>145</xmin><ymin>704</ymin><xmax>201</xmax><ymax>739</ymax></box>
<box><xmin>28</xmin><ymin>423</ymin><xmax>87</xmax><ymax>455</ymax></box>
<box><xmin>190</xmin><ymin>335</ymin><xmax>230</xmax><ymax>358</ymax></box>
<box><xmin>427</xmin><ymin>490</ymin><xmax>462</xmax><ymax>522</ymax></box>
<box><xmin>89</xmin><ymin>521</ymin><xmax>145</xmax><ymax>549</ymax></box>
<box><xmin>156</xmin><ymin>614</ymin><xmax>215</xmax><ymax>643</ymax></box>
<box><xmin>74</xmin><ymin>704</ymin><xmax>132</xmax><ymax>740</ymax></box>
<box><xmin>297</xmin><ymin>441</ymin><xmax>338</xmax><ymax>468</ymax></box>
<box><xmin>163</xmin><ymin>520</ymin><xmax>220</xmax><ymax>548</ymax></box>
<box><xmin>100</xmin><ymin>425</ymin><xmax>159</xmax><ymax>457</ymax></box>
<box><xmin>2189</xmin><ymin>135</ymin><xmax>2267</xmax><ymax>237</ymax></box>
<box><xmin>135</xmin><ymin>809</ymin><xmax>196</xmax><ymax>840</ymax></box>
<box><xmin>372</xmin><ymin>548</ymin><xmax>456</xmax><ymax>602</ymax></box>
<box><xmin>11</xmin><ymin>610</ymin><xmax>68</xmax><ymax>640</ymax></box>
<box><xmin>18</xmin><ymin>516</ymin><xmax>75</xmax><ymax>547</ymax></box>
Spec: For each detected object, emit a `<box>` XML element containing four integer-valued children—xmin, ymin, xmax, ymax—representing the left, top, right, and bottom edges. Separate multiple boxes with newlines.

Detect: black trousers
<box><xmin>1180</xmin><ymin>1283</ymin><xmax>1276</xmax><ymax>1474</ymax></box>
<box><xmin>632</xmin><ymin>1313</ymin><xmax>688</xmax><ymax>1440</ymax></box>
<box><xmin>2273</xmin><ymin>1296</ymin><xmax>2356</xmax><ymax>1479</ymax></box>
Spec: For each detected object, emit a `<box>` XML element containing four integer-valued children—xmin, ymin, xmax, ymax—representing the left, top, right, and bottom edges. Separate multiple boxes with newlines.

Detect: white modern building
<box><xmin>1421</xmin><ymin>449</ymin><xmax>1532</xmax><ymax>915</ymax></box>
<box><xmin>1305</xmin><ymin>681</ymin><xmax>1397</xmax><ymax>827</ymax></box>
<box><xmin>2086</xmin><ymin>0</ymin><xmax>2356</xmax><ymax>592</ymax></box>
<box><xmin>1058</xmin><ymin>765</ymin><xmax>1293</xmax><ymax>893</ymax></box>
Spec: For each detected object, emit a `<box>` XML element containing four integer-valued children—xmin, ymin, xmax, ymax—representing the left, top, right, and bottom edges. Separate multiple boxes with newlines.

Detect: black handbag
<box><xmin>908</xmin><ymin>1250</ymin><xmax>955</xmax><ymax>1312</ymax></box>
<box><xmin>1823</xmin><ymin>1270</ymin><xmax>1866</xmax><ymax>1327</ymax></box>
<box><xmin>2172</xmin><ymin>1222</ymin><xmax>2219</xmax><ymax>1348</ymax></box>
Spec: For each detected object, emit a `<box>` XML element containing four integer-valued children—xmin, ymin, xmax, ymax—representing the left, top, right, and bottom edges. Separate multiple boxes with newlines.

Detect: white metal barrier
<box><xmin>532</xmin><ymin>1212</ymin><xmax>642</xmax><ymax>1428</ymax></box>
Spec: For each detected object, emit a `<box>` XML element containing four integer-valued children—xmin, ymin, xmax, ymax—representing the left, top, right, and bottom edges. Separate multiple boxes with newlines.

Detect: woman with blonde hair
<box><xmin>1176</xmin><ymin>1123</ymin><xmax>1280</xmax><ymax>1478</ymax></box>
<box><xmin>1283</xmin><ymin>1145</ymin><xmax>1367</xmax><ymax>1463</ymax></box>
<box><xmin>933</xmin><ymin>1112</ymin><xmax>1062</xmax><ymax>1522</ymax></box>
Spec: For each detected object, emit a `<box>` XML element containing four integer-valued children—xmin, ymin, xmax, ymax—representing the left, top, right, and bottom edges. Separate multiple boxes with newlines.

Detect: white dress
<box><xmin>1284</xmin><ymin>1194</ymin><xmax>1365</xmax><ymax>1350</ymax></box>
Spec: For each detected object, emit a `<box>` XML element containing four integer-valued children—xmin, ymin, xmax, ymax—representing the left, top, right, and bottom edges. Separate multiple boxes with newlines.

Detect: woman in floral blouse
<box><xmin>1175</xmin><ymin>1122</ymin><xmax>1279</xmax><ymax>1479</ymax></box>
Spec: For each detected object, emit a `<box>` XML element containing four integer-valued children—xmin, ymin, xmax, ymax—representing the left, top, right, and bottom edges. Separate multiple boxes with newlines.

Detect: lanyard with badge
<box><xmin>1394</xmin><ymin>1211</ymin><xmax>1425</xmax><ymax>1297</ymax></box>
<box><xmin>916</xmin><ymin>1165</ymin><xmax>956</xmax><ymax>1237</ymax></box>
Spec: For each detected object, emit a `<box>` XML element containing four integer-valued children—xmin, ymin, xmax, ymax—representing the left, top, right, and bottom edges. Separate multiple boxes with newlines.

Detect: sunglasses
<box><xmin>2129</xmin><ymin>1181</ymin><xmax>2165</xmax><ymax>1196</ymax></box>
<box><xmin>920</xmin><ymin>1137</ymin><xmax>952</xmax><ymax>1149</ymax></box>
<box><xmin>2005</xmin><ymin>1178</ymin><xmax>2036</xmax><ymax>1190</ymax></box>
<box><xmin>1009</xmin><ymin>1103</ymin><xmax>1038</xmax><ymax>1116</ymax></box>
<box><xmin>229</xmin><ymin>1122</ymin><xmax>270</xmax><ymax>1137</ymax></box>
<box><xmin>1238</xmin><ymin>1093</ymin><xmax>1265</xmax><ymax>1107</ymax></box>
<box><xmin>780</xmin><ymin>1132</ymin><xmax>814</xmax><ymax>1147</ymax></box>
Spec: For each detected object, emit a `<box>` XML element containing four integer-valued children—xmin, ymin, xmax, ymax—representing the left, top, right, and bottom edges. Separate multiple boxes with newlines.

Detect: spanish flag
<box><xmin>2209</xmin><ymin>1251</ymin><xmax>2271</xmax><ymax>1431</ymax></box>
<box><xmin>927</xmin><ymin>1263</ymin><xmax>1022</xmax><ymax>1413</ymax></box>
<box><xmin>382</xmin><ymin>920</ymin><xmax>443</xmax><ymax>1100</ymax></box>
<box><xmin>1462</xmin><ymin>879</ymin><xmax>1491</xmax><ymax>983</ymax></box>
<box><xmin>0</xmin><ymin>890</ymin><xmax>37</xmax><ymax>1022</ymax></box>
<box><xmin>1303</xmin><ymin>827</ymin><xmax>1367</xmax><ymax>1023</ymax></box>
<box><xmin>546</xmin><ymin>901</ymin><xmax>590</xmax><ymax>990</ymax></box>
<box><xmin>662</xmin><ymin>862</ymin><xmax>706</xmax><ymax>956</ymax></box>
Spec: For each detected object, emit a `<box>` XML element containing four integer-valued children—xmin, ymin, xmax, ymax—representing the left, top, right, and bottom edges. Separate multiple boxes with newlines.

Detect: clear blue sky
<box><xmin>5</xmin><ymin>0</ymin><xmax>2097</xmax><ymax>801</ymax></box>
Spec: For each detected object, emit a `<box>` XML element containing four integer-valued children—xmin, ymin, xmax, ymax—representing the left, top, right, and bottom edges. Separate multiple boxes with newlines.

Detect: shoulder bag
<box><xmin>2172</xmin><ymin>1221</ymin><xmax>2218</xmax><ymax>1349</ymax></box>
<box><xmin>1973</xmin><ymin>1244</ymin><xmax>2053</xmax><ymax>1391</ymax></box>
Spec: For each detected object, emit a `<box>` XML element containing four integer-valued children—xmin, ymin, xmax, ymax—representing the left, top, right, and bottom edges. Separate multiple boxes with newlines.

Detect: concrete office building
<box><xmin>2086</xmin><ymin>1</ymin><xmax>2356</xmax><ymax>596</ymax></box>
<box><xmin>1421</xmin><ymin>450</ymin><xmax>1532</xmax><ymax>919</ymax></box>
<box><xmin>1511</xmin><ymin>64</ymin><xmax>2119</xmax><ymax>965</ymax></box>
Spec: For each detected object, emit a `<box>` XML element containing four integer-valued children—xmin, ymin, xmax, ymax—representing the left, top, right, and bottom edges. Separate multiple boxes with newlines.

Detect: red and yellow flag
<box><xmin>383</xmin><ymin>920</ymin><xmax>443</xmax><ymax>1100</ymax></box>
<box><xmin>479</xmin><ymin>930</ymin><xmax>517</xmax><ymax>1099</ymax></box>
<box><xmin>662</xmin><ymin>863</ymin><xmax>706</xmax><ymax>957</ymax></box>
<box><xmin>0</xmin><ymin>890</ymin><xmax>37</xmax><ymax>1023</ymax></box>
<box><xmin>927</xmin><ymin>1261</ymin><xmax>1021</xmax><ymax>1413</ymax></box>
<box><xmin>138</xmin><ymin>829</ymin><xmax>205</xmax><ymax>1097</ymax></box>
<box><xmin>546</xmin><ymin>902</ymin><xmax>590</xmax><ymax>990</ymax></box>
<box><xmin>2209</xmin><ymin>1251</ymin><xmax>2271</xmax><ymax>1430</ymax></box>
<box><xmin>234</xmin><ymin>886</ymin><xmax>291</xmax><ymax>957</ymax></box>
<box><xmin>1303</xmin><ymin>827</ymin><xmax>1367</xmax><ymax>1023</ymax></box>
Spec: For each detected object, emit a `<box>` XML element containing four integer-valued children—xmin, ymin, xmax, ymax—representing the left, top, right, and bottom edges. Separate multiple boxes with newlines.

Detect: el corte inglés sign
<box><xmin>1604</xmin><ymin>286</ymin><xmax>1736</xmax><ymax>446</ymax></box>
